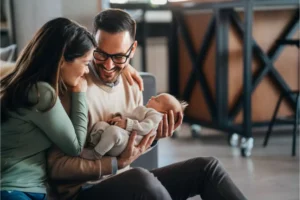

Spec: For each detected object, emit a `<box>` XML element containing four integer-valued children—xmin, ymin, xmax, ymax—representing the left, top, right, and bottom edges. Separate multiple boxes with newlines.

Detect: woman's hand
<box><xmin>156</xmin><ymin>110</ymin><xmax>183</xmax><ymax>139</ymax></box>
<box><xmin>72</xmin><ymin>77</ymin><xmax>87</xmax><ymax>93</ymax></box>
<box><xmin>117</xmin><ymin>130</ymin><xmax>156</xmax><ymax>169</ymax></box>
<box><xmin>123</xmin><ymin>64</ymin><xmax>144</xmax><ymax>91</ymax></box>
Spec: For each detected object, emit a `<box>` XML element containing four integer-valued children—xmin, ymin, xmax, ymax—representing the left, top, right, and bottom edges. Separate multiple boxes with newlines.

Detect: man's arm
<box><xmin>47</xmin><ymin>146</ymin><xmax>114</xmax><ymax>181</ymax></box>
<box><xmin>47</xmin><ymin>130</ymin><xmax>156</xmax><ymax>181</ymax></box>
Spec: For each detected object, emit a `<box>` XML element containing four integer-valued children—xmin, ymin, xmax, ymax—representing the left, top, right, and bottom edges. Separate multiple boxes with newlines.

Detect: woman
<box><xmin>0</xmin><ymin>17</ymin><xmax>142</xmax><ymax>200</ymax></box>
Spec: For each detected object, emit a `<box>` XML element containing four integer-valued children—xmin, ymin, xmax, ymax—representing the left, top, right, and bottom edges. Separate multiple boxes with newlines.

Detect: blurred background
<box><xmin>0</xmin><ymin>0</ymin><xmax>299</xmax><ymax>199</ymax></box>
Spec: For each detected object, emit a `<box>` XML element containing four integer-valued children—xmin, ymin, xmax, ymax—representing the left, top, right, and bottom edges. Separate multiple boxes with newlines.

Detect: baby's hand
<box><xmin>110</xmin><ymin>117</ymin><xmax>127</xmax><ymax>129</ymax></box>
<box><xmin>107</xmin><ymin>116</ymin><xmax>121</xmax><ymax>125</ymax></box>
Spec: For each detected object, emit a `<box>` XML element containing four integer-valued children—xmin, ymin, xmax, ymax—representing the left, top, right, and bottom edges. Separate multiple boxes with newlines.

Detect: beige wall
<box><xmin>11</xmin><ymin>0</ymin><xmax>101</xmax><ymax>53</ymax></box>
<box><xmin>12</xmin><ymin>0</ymin><xmax>62</xmax><ymax>53</ymax></box>
<box><xmin>132</xmin><ymin>38</ymin><xmax>169</xmax><ymax>93</ymax></box>
<box><xmin>61</xmin><ymin>0</ymin><xmax>100</xmax><ymax>31</ymax></box>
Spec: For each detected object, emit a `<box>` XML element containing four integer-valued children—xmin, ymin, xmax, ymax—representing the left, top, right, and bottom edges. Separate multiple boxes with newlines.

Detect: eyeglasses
<box><xmin>93</xmin><ymin>43</ymin><xmax>134</xmax><ymax>64</ymax></box>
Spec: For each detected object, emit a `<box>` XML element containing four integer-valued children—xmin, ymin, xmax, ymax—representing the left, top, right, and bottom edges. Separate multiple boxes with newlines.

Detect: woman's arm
<box><xmin>27</xmin><ymin>82</ymin><xmax>88</xmax><ymax>156</ymax></box>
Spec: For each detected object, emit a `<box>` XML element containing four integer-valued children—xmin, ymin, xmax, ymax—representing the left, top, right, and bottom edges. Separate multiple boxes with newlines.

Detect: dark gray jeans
<box><xmin>77</xmin><ymin>157</ymin><xmax>247</xmax><ymax>200</ymax></box>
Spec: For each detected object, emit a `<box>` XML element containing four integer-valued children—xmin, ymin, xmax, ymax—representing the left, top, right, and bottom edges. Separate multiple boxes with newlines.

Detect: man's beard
<box><xmin>95</xmin><ymin>63</ymin><xmax>124</xmax><ymax>84</ymax></box>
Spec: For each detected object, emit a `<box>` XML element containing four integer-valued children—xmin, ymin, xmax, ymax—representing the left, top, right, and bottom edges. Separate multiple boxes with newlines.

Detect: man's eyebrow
<box><xmin>96</xmin><ymin>48</ymin><xmax>127</xmax><ymax>56</ymax></box>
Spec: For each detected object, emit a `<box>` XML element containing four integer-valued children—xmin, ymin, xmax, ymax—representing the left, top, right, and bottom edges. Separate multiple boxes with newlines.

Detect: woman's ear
<box><xmin>130</xmin><ymin>40</ymin><xmax>138</xmax><ymax>58</ymax></box>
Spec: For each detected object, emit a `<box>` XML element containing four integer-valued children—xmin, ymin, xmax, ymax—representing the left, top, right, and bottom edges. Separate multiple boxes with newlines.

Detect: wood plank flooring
<box><xmin>158</xmin><ymin>123</ymin><xmax>299</xmax><ymax>200</ymax></box>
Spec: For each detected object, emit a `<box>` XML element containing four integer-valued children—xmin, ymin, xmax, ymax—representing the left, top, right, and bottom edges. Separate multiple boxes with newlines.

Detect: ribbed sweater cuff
<box><xmin>126</xmin><ymin>118</ymin><xmax>134</xmax><ymax>132</ymax></box>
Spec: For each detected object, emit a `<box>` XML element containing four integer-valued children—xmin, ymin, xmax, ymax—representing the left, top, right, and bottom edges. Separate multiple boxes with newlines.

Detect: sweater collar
<box><xmin>89</xmin><ymin>64</ymin><xmax>120</xmax><ymax>88</ymax></box>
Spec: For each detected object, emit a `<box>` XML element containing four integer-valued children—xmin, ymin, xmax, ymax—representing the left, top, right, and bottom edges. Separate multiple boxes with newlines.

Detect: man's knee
<box><xmin>196</xmin><ymin>157</ymin><xmax>228</xmax><ymax>178</ymax></box>
<box><xmin>187</xmin><ymin>157</ymin><xmax>224</xmax><ymax>174</ymax></box>
<box><xmin>204</xmin><ymin>157</ymin><xmax>220</xmax><ymax>166</ymax></box>
<box><xmin>191</xmin><ymin>156</ymin><xmax>219</xmax><ymax>165</ymax></box>
<box><xmin>127</xmin><ymin>168</ymin><xmax>171</xmax><ymax>199</ymax></box>
<box><xmin>127</xmin><ymin>168</ymin><xmax>156</xmax><ymax>186</ymax></box>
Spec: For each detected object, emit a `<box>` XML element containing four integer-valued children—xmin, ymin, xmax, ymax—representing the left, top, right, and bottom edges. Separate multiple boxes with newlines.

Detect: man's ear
<box><xmin>130</xmin><ymin>40</ymin><xmax>138</xmax><ymax>58</ymax></box>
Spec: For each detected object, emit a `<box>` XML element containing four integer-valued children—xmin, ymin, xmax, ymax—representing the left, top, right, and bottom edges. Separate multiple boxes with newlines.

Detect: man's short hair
<box><xmin>93</xmin><ymin>8</ymin><xmax>136</xmax><ymax>41</ymax></box>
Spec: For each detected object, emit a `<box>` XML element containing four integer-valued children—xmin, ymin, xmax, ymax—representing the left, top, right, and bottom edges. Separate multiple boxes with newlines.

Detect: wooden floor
<box><xmin>158</xmin><ymin>123</ymin><xmax>299</xmax><ymax>200</ymax></box>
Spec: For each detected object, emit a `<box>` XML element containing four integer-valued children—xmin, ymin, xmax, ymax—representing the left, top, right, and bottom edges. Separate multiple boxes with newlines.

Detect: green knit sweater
<box><xmin>1</xmin><ymin>82</ymin><xmax>88</xmax><ymax>193</ymax></box>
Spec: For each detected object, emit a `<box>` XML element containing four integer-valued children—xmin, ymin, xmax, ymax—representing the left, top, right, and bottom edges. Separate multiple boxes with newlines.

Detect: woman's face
<box><xmin>60</xmin><ymin>49</ymin><xmax>94</xmax><ymax>87</ymax></box>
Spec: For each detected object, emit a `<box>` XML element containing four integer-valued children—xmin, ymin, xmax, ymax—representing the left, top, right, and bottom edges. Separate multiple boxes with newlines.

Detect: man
<box><xmin>47</xmin><ymin>9</ymin><xmax>247</xmax><ymax>200</ymax></box>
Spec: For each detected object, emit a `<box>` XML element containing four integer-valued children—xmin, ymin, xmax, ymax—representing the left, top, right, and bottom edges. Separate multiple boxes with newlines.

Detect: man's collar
<box><xmin>104</xmin><ymin>79</ymin><xmax>120</xmax><ymax>87</ymax></box>
<box><xmin>89</xmin><ymin>64</ymin><xmax>120</xmax><ymax>88</ymax></box>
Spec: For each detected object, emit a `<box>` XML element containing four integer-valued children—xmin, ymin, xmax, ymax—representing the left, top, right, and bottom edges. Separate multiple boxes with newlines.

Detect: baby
<box><xmin>81</xmin><ymin>93</ymin><xmax>188</xmax><ymax>160</ymax></box>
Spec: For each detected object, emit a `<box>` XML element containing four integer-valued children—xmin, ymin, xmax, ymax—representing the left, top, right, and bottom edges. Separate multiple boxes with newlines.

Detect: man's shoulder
<box><xmin>120</xmin><ymin>74</ymin><xmax>140</xmax><ymax>92</ymax></box>
<box><xmin>86</xmin><ymin>72</ymin><xmax>98</xmax><ymax>87</ymax></box>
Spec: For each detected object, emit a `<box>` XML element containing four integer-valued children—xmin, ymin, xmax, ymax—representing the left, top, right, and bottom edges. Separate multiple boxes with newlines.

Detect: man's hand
<box><xmin>117</xmin><ymin>130</ymin><xmax>156</xmax><ymax>169</ymax></box>
<box><xmin>156</xmin><ymin>110</ymin><xmax>183</xmax><ymax>139</ymax></box>
<box><xmin>110</xmin><ymin>117</ymin><xmax>127</xmax><ymax>129</ymax></box>
<box><xmin>123</xmin><ymin>64</ymin><xmax>144</xmax><ymax>91</ymax></box>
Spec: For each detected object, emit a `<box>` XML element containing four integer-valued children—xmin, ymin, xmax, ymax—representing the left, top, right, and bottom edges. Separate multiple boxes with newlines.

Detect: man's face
<box><xmin>93</xmin><ymin>30</ymin><xmax>137</xmax><ymax>83</ymax></box>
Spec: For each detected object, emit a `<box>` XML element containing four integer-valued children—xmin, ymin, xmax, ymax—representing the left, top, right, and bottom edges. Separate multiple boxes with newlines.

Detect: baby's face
<box><xmin>146</xmin><ymin>94</ymin><xmax>178</xmax><ymax>113</ymax></box>
<box><xmin>146</xmin><ymin>95</ymin><xmax>165</xmax><ymax>112</ymax></box>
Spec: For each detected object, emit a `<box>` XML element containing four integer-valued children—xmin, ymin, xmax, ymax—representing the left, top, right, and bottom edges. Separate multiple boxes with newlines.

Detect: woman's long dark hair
<box><xmin>1</xmin><ymin>17</ymin><xmax>97</xmax><ymax>123</ymax></box>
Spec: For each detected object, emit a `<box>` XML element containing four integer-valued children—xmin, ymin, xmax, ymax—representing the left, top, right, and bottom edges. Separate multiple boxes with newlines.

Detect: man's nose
<box><xmin>103</xmin><ymin>57</ymin><xmax>114</xmax><ymax>71</ymax></box>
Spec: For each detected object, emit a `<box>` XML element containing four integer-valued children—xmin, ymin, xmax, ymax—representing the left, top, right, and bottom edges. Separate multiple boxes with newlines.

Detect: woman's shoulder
<box><xmin>29</xmin><ymin>81</ymin><xmax>55</xmax><ymax>96</ymax></box>
<box><xmin>28</xmin><ymin>81</ymin><xmax>57</xmax><ymax>110</ymax></box>
<box><xmin>33</xmin><ymin>81</ymin><xmax>54</xmax><ymax>90</ymax></box>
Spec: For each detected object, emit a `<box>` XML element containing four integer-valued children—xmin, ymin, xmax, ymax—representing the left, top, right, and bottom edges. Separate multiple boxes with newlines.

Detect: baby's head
<box><xmin>146</xmin><ymin>93</ymin><xmax>188</xmax><ymax>123</ymax></box>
